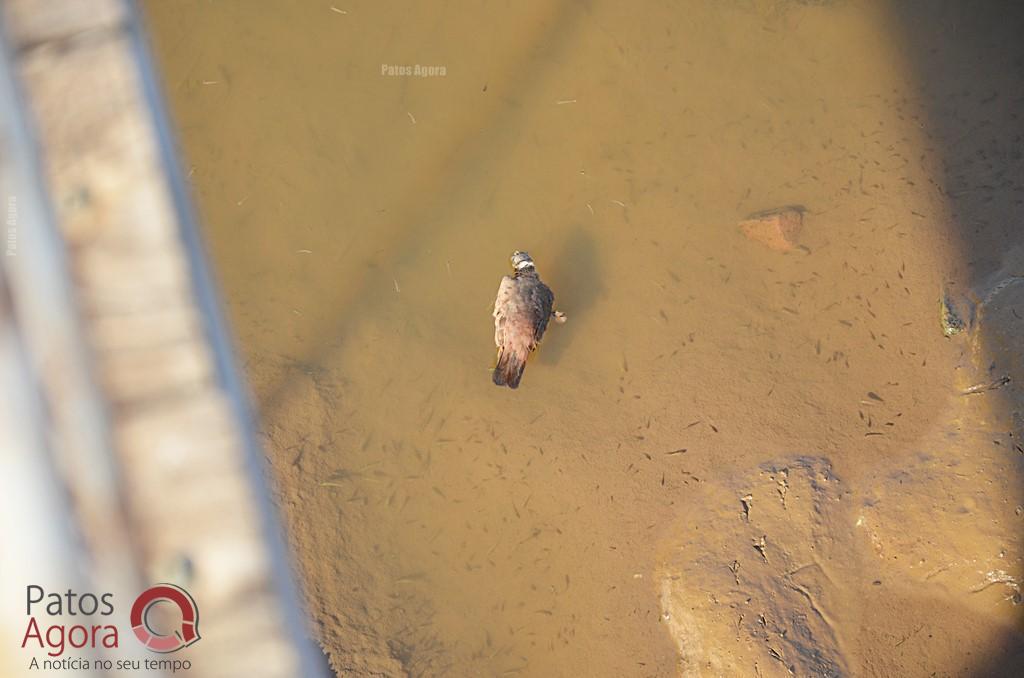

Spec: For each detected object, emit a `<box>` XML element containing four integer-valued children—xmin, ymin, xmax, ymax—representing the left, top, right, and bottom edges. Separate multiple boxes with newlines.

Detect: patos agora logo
<box><xmin>22</xmin><ymin>582</ymin><xmax>200</xmax><ymax>671</ymax></box>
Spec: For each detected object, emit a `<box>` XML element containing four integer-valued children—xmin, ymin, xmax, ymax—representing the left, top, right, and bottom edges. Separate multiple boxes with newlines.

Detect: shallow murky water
<box><xmin>143</xmin><ymin>1</ymin><xmax>1024</xmax><ymax>675</ymax></box>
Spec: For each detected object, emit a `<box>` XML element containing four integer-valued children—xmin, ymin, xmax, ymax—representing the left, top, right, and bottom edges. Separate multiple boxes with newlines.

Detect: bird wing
<box><xmin>493</xmin><ymin>275</ymin><xmax>516</xmax><ymax>347</ymax></box>
<box><xmin>528</xmin><ymin>282</ymin><xmax>555</xmax><ymax>344</ymax></box>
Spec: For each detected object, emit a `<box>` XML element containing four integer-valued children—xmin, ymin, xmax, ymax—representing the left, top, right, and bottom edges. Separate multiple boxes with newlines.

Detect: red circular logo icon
<box><xmin>130</xmin><ymin>584</ymin><xmax>200</xmax><ymax>653</ymax></box>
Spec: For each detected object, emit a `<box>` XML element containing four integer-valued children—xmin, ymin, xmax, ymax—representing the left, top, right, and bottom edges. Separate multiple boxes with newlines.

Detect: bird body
<box><xmin>492</xmin><ymin>251</ymin><xmax>563</xmax><ymax>388</ymax></box>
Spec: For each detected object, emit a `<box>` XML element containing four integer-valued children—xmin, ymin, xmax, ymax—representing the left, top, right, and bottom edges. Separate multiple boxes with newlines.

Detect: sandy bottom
<box><xmin>143</xmin><ymin>0</ymin><xmax>1024</xmax><ymax>675</ymax></box>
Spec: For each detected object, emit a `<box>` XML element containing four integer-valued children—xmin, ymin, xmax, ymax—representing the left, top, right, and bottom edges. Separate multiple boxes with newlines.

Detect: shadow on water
<box><xmin>888</xmin><ymin>1</ymin><xmax>1024</xmax><ymax>674</ymax></box>
<box><xmin>537</xmin><ymin>226</ymin><xmax>603</xmax><ymax>365</ymax></box>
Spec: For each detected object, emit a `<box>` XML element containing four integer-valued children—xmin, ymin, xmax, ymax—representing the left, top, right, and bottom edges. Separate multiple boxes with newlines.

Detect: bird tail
<box><xmin>493</xmin><ymin>348</ymin><xmax>526</xmax><ymax>389</ymax></box>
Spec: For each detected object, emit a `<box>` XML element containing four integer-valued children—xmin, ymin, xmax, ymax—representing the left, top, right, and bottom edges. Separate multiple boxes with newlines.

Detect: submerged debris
<box><xmin>741</xmin><ymin>494</ymin><xmax>753</xmax><ymax>521</ymax></box>
<box><xmin>753</xmin><ymin>535</ymin><xmax>768</xmax><ymax>562</ymax></box>
<box><xmin>739</xmin><ymin>205</ymin><xmax>805</xmax><ymax>253</ymax></box>
<box><xmin>939</xmin><ymin>290</ymin><xmax>967</xmax><ymax>337</ymax></box>
<box><xmin>960</xmin><ymin>375</ymin><xmax>1011</xmax><ymax>396</ymax></box>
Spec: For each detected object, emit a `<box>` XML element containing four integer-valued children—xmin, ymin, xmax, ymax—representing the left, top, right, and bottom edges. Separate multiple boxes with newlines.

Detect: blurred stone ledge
<box><xmin>0</xmin><ymin>1</ymin><xmax>324</xmax><ymax>676</ymax></box>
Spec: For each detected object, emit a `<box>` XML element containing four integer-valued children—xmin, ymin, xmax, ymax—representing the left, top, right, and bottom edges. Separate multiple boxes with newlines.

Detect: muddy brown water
<box><xmin>143</xmin><ymin>1</ymin><xmax>1024</xmax><ymax>675</ymax></box>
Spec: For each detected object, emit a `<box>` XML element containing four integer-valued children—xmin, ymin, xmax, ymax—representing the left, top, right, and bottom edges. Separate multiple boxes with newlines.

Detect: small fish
<box><xmin>492</xmin><ymin>251</ymin><xmax>565</xmax><ymax>388</ymax></box>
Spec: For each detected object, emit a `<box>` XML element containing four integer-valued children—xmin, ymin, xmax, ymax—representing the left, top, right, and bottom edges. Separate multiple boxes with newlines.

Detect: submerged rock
<box><xmin>739</xmin><ymin>206</ymin><xmax>804</xmax><ymax>253</ymax></box>
<box><xmin>939</xmin><ymin>289</ymin><xmax>968</xmax><ymax>337</ymax></box>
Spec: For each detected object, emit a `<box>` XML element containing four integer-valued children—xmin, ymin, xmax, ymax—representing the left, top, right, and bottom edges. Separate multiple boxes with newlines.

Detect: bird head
<box><xmin>510</xmin><ymin>250</ymin><xmax>535</xmax><ymax>271</ymax></box>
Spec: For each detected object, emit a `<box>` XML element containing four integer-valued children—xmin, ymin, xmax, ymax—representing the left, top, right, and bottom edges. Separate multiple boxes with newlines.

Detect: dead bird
<box><xmin>492</xmin><ymin>251</ymin><xmax>566</xmax><ymax>388</ymax></box>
